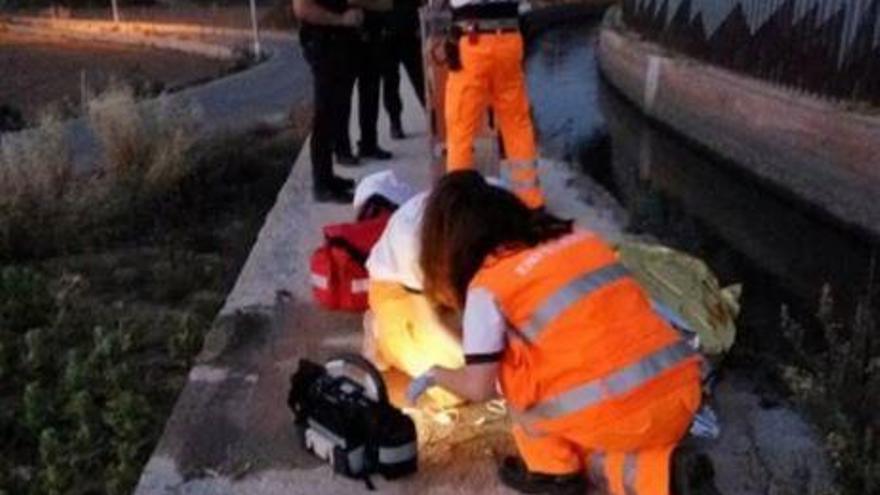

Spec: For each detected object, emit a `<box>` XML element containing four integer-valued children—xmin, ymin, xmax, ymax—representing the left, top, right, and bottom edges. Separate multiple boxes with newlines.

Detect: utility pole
<box><xmin>249</xmin><ymin>0</ymin><xmax>262</xmax><ymax>59</ymax></box>
<box><xmin>111</xmin><ymin>0</ymin><xmax>120</xmax><ymax>23</ymax></box>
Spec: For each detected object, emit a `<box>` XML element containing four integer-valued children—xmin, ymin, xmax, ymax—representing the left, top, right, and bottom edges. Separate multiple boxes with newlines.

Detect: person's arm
<box><xmin>293</xmin><ymin>0</ymin><xmax>363</xmax><ymax>26</ymax></box>
<box><xmin>432</xmin><ymin>362</ymin><xmax>498</xmax><ymax>402</ymax></box>
<box><xmin>407</xmin><ymin>287</ymin><xmax>507</xmax><ymax>404</ymax></box>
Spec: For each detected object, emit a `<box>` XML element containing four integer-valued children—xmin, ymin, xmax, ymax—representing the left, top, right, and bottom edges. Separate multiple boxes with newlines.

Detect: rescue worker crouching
<box><xmin>444</xmin><ymin>0</ymin><xmax>544</xmax><ymax>209</ymax></box>
<box><xmin>407</xmin><ymin>171</ymin><xmax>703</xmax><ymax>495</ymax></box>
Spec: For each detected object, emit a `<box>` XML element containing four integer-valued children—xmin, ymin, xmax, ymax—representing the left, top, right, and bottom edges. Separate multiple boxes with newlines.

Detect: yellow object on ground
<box><xmin>615</xmin><ymin>240</ymin><xmax>740</xmax><ymax>357</ymax></box>
<box><xmin>444</xmin><ymin>32</ymin><xmax>544</xmax><ymax>209</ymax></box>
<box><xmin>367</xmin><ymin>280</ymin><xmax>465</xmax><ymax>406</ymax></box>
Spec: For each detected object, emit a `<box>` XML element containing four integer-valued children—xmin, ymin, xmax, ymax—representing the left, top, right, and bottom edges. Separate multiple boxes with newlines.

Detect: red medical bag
<box><xmin>310</xmin><ymin>211</ymin><xmax>392</xmax><ymax>311</ymax></box>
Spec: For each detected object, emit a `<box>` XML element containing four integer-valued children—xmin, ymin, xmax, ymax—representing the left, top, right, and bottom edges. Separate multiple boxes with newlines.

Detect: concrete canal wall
<box><xmin>598</xmin><ymin>6</ymin><xmax>880</xmax><ymax>237</ymax></box>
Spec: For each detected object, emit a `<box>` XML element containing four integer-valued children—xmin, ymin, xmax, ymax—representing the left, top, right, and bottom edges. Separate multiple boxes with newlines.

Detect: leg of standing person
<box><xmin>383</xmin><ymin>41</ymin><xmax>405</xmax><ymax>139</ymax></box>
<box><xmin>400</xmin><ymin>28</ymin><xmax>425</xmax><ymax>107</ymax></box>
<box><xmin>489</xmin><ymin>33</ymin><xmax>544</xmax><ymax>209</ymax></box>
<box><xmin>334</xmin><ymin>37</ymin><xmax>359</xmax><ymax>166</ymax></box>
<box><xmin>303</xmin><ymin>34</ymin><xmax>355</xmax><ymax>203</ymax></box>
<box><xmin>445</xmin><ymin>35</ymin><xmax>492</xmax><ymax>171</ymax></box>
<box><xmin>358</xmin><ymin>37</ymin><xmax>392</xmax><ymax>160</ymax></box>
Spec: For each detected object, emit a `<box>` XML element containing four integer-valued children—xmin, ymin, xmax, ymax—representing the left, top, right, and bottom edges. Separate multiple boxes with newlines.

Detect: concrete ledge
<box><xmin>597</xmin><ymin>7</ymin><xmax>880</xmax><ymax>237</ymax></box>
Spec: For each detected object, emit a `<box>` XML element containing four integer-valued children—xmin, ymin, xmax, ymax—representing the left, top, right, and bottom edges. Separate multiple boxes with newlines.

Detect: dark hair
<box><xmin>419</xmin><ymin>170</ymin><xmax>573</xmax><ymax>309</ymax></box>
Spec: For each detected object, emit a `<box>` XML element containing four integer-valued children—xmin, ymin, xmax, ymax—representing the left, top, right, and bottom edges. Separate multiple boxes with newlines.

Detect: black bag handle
<box><xmin>324</xmin><ymin>353</ymin><xmax>389</xmax><ymax>404</ymax></box>
<box><xmin>325</xmin><ymin>236</ymin><xmax>369</xmax><ymax>266</ymax></box>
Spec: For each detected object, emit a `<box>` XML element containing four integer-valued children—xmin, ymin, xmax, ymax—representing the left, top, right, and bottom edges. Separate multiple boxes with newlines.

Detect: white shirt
<box><xmin>366</xmin><ymin>192</ymin><xmax>429</xmax><ymax>291</ymax></box>
<box><xmin>462</xmin><ymin>287</ymin><xmax>507</xmax><ymax>364</ymax></box>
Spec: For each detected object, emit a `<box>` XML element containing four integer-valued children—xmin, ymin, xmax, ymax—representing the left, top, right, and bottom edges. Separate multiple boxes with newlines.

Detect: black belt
<box><xmin>454</xmin><ymin>19</ymin><xmax>520</xmax><ymax>35</ymax></box>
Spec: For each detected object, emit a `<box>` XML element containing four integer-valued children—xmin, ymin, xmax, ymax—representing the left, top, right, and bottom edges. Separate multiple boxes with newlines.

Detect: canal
<box><xmin>524</xmin><ymin>18</ymin><xmax>880</xmax><ymax>369</ymax></box>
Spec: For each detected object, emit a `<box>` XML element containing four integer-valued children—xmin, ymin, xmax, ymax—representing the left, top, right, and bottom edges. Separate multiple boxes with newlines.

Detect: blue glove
<box><xmin>406</xmin><ymin>369</ymin><xmax>437</xmax><ymax>405</ymax></box>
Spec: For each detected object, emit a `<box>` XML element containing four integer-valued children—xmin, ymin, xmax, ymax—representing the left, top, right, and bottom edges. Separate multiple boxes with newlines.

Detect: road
<box><xmin>17</xmin><ymin>30</ymin><xmax>313</xmax><ymax>171</ymax></box>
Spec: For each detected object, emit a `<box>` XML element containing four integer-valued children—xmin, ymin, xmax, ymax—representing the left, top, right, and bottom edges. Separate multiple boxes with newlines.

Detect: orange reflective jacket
<box><xmin>470</xmin><ymin>230</ymin><xmax>701</xmax><ymax>437</ymax></box>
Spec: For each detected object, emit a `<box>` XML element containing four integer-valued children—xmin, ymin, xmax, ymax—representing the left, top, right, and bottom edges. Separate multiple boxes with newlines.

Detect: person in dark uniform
<box><xmin>382</xmin><ymin>0</ymin><xmax>426</xmax><ymax>139</ymax></box>
<box><xmin>337</xmin><ymin>9</ymin><xmax>395</xmax><ymax>162</ymax></box>
<box><xmin>294</xmin><ymin>0</ymin><xmax>363</xmax><ymax>203</ymax></box>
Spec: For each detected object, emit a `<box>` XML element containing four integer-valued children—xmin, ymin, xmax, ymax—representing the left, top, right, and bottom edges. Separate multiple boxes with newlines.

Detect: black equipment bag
<box><xmin>288</xmin><ymin>354</ymin><xmax>418</xmax><ymax>483</ymax></box>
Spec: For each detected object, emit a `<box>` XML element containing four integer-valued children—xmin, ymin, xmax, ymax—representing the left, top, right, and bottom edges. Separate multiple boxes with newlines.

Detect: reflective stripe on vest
<box><xmin>623</xmin><ymin>452</ymin><xmax>638</xmax><ymax>495</ymax></box>
<box><xmin>515</xmin><ymin>340</ymin><xmax>695</xmax><ymax>424</ymax></box>
<box><xmin>588</xmin><ymin>452</ymin><xmax>608</xmax><ymax>492</ymax></box>
<box><xmin>522</xmin><ymin>263</ymin><xmax>630</xmax><ymax>341</ymax></box>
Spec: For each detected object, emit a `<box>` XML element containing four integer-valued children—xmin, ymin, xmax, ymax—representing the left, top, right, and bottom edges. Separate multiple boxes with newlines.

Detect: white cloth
<box><xmin>366</xmin><ymin>192</ymin><xmax>429</xmax><ymax>291</ymax></box>
<box><xmin>353</xmin><ymin>170</ymin><xmax>416</xmax><ymax>215</ymax></box>
<box><xmin>461</xmin><ymin>287</ymin><xmax>506</xmax><ymax>364</ymax></box>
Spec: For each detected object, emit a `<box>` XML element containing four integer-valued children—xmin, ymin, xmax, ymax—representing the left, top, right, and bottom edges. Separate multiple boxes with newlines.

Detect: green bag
<box><xmin>615</xmin><ymin>240</ymin><xmax>741</xmax><ymax>357</ymax></box>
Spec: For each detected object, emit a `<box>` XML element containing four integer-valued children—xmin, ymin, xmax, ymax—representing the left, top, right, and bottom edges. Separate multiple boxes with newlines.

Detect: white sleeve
<box><xmin>462</xmin><ymin>287</ymin><xmax>507</xmax><ymax>365</ymax></box>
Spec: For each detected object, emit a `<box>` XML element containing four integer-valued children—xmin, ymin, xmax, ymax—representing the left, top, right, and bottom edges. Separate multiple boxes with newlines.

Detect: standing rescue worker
<box><xmin>444</xmin><ymin>0</ymin><xmax>543</xmax><ymax>209</ymax></box>
<box><xmin>408</xmin><ymin>171</ymin><xmax>702</xmax><ymax>495</ymax></box>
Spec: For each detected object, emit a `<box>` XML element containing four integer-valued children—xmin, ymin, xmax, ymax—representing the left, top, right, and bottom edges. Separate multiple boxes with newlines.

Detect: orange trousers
<box><xmin>512</xmin><ymin>378</ymin><xmax>701</xmax><ymax>495</ymax></box>
<box><xmin>445</xmin><ymin>32</ymin><xmax>544</xmax><ymax>209</ymax></box>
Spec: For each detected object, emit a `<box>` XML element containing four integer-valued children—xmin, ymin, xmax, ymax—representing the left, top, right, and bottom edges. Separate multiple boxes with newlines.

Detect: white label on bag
<box><xmin>351</xmin><ymin>278</ymin><xmax>369</xmax><ymax>294</ymax></box>
<box><xmin>379</xmin><ymin>442</ymin><xmax>417</xmax><ymax>464</ymax></box>
<box><xmin>311</xmin><ymin>273</ymin><xmax>329</xmax><ymax>290</ymax></box>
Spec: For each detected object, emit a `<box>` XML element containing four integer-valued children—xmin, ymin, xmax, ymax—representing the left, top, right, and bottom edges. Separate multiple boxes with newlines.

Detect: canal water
<box><xmin>524</xmin><ymin>19</ymin><xmax>880</xmax><ymax>365</ymax></box>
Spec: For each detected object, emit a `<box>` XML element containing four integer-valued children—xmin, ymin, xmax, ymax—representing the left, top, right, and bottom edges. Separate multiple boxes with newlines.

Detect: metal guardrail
<box><xmin>620</xmin><ymin>0</ymin><xmax>880</xmax><ymax>105</ymax></box>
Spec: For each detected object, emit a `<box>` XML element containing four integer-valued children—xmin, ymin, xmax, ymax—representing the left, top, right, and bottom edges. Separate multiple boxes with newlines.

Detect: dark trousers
<box><xmin>301</xmin><ymin>29</ymin><xmax>357</xmax><ymax>188</ymax></box>
<box><xmin>383</xmin><ymin>29</ymin><xmax>426</xmax><ymax>121</ymax></box>
<box><xmin>338</xmin><ymin>37</ymin><xmax>384</xmax><ymax>152</ymax></box>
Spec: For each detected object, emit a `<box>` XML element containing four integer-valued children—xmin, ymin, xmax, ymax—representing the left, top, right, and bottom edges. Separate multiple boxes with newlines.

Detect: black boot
<box><xmin>390</xmin><ymin>120</ymin><xmax>405</xmax><ymax>140</ymax></box>
<box><xmin>498</xmin><ymin>457</ymin><xmax>586</xmax><ymax>495</ymax></box>
<box><xmin>313</xmin><ymin>176</ymin><xmax>354</xmax><ymax>204</ymax></box>
<box><xmin>335</xmin><ymin>151</ymin><xmax>360</xmax><ymax>166</ymax></box>
<box><xmin>358</xmin><ymin>142</ymin><xmax>393</xmax><ymax>160</ymax></box>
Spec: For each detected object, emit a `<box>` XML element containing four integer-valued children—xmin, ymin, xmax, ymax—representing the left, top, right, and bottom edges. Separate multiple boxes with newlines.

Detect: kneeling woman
<box><xmin>407</xmin><ymin>171</ymin><xmax>702</xmax><ymax>495</ymax></box>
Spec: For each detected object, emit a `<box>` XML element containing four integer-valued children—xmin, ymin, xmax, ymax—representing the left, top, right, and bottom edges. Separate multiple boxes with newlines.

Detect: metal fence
<box><xmin>620</xmin><ymin>0</ymin><xmax>880</xmax><ymax>105</ymax></box>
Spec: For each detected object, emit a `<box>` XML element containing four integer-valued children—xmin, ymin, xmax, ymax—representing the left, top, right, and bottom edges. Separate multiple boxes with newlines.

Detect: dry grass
<box><xmin>0</xmin><ymin>111</ymin><xmax>71</xmax><ymax>205</ymax></box>
<box><xmin>87</xmin><ymin>85</ymin><xmax>200</xmax><ymax>188</ymax></box>
<box><xmin>0</xmin><ymin>83</ymin><xmax>202</xmax><ymax>260</ymax></box>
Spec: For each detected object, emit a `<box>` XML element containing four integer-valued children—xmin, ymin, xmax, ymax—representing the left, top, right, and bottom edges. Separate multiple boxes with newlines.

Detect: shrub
<box><xmin>87</xmin><ymin>85</ymin><xmax>200</xmax><ymax>189</ymax></box>
<box><xmin>0</xmin><ymin>111</ymin><xmax>71</xmax><ymax>203</ymax></box>
<box><xmin>780</xmin><ymin>282</ymin><xmax>880</xmax><ymax>493</ymax></box>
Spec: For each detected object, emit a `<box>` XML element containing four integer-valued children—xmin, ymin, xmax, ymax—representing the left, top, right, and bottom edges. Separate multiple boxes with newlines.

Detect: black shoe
<box><xmin>313</xmin><ymin>184</ymin><xmax>354</xmax><ymax>204</ymax></box>
<box><xmin>335</xmin><ymin>152</ymin><xmax>360</xmax><ymax>166</ymax></box>
<box><xmin>498</xmin><ymin>457</ymin><xmax>586</xmax><ymax>495</ymax></box>
<box><xmin>390</xmin><ymin>122</ymin><xmax>406</xmax><ymax>140</ymax></box>
<box><xmin>359</xmin><ymin>145</ymin><xmax>393</xmax><ymax>160</ymax></box>
<box><xmin>330</xmin><ymin>175</ymin><xmax>355</xmax><ymax>191</ymax></box>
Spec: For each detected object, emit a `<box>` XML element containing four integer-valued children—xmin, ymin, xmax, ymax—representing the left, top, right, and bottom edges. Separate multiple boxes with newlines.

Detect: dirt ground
<box><xmin>0</xmin><ymin>31</ymin><xmax>231</xmax><ymax>123</ymax></box>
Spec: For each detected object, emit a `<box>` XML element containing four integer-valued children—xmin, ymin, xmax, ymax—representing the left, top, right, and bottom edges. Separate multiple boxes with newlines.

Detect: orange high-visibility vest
<box><xmin>470</xmin><ymin>231</ymin><xmax>701</xmax><ymax>479</ymax></box>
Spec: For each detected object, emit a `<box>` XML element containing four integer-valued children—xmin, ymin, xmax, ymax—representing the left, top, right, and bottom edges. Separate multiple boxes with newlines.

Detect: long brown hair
<box><xmin>420</xmin><ymin>171</ymin><xmax>573</xmax><ymax>310</ymax></box>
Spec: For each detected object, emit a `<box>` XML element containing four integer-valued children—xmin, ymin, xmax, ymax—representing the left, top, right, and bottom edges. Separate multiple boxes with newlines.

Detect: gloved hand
<box><xmin>406</xmin><ymin>368</ymin><xmax>437</xmax><ymax>405</ymax></box>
